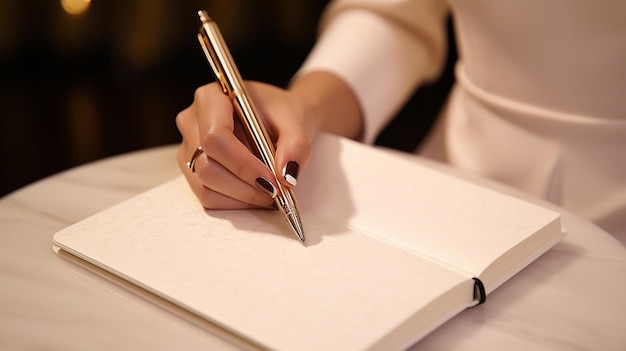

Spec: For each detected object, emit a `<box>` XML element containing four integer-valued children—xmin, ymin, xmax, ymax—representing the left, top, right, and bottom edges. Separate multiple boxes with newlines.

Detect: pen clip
<box><xmin>197</xmin><ymin>31</ymin><xmax>228</xmax><ymax>94</ymax></box>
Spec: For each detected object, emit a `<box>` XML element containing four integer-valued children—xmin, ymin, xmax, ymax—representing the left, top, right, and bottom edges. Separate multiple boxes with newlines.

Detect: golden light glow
<box><xmin>60</xmin><ymin>0</ymin><xmax>91</xmax><ymax>15</ymax></box>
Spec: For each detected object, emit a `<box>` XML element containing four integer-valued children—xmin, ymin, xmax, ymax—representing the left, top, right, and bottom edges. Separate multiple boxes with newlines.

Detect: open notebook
<box><xmin>53</xmin><ymin>133</ymin><xmax>563</xmax><ymax>351</ymax></box>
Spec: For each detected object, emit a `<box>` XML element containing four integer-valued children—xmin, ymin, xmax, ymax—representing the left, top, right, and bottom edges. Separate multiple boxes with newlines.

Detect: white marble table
<box><xmin>1</xmin><ymin>144</ymin><xmax>625</xmax><ymax>351</ymax></box>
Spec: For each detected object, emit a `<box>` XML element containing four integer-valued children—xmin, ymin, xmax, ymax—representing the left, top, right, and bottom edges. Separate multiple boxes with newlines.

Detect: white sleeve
<box><xmin>296</xmin><ymin>0</ymin><xmax>449</xmax><ymax>143</ymax></box>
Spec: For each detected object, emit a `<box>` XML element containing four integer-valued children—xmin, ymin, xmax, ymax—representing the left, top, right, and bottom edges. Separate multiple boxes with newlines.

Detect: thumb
<box><xmin>274</xmin><ymin>130</ymin><xmax>314</xmax><ymax>189</ymax></box>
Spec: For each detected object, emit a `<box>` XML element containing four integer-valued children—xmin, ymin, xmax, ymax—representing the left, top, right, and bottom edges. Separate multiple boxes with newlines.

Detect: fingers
<box><xmin>177</xmin><ymin>83</ymin><xmax>277</xmax><ymax>209</ymax></box>
<box><xmin>196</xmin><ymin>85</ymin><xmax>279</xmax><ymax>196</ymax></box>
<box><xmin>275</xmin><ymin>134</ymin><xmax>311</xmax><ymax>188</ymax></box>
<box><xmin>176</xmin><ymin>81</ymin><xmax>319</xmax><ymax>210</ymax></box>
<box><xmin>177</xmin><ymin>144</ymin><xmax>274</xmax><ymax>209</ymax></box>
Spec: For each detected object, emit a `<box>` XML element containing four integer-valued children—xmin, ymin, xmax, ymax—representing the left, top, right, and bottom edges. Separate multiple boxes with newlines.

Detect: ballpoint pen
<box><xmin>196</xmin><ymin>10</ymin><xmax>305</xmax><ymax>243</ymax></box>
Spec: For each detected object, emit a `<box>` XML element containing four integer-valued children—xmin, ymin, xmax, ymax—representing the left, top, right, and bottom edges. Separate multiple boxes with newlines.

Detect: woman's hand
<box><xmin>176</xmin><ymin>72</ymin><xmax>363</xmax><ymax>210</ymax></box>
<box><xmin>176</xmin><ymin>81</ymin><xmax>320</xmax><ymax>210</ymax></box>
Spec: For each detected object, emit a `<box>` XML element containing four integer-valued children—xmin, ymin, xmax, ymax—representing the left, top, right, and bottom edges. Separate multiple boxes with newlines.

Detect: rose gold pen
<box><xmin>196</xmin><ymin>10</ymin><xmax>305</xmax><ymax>243</ymax></box>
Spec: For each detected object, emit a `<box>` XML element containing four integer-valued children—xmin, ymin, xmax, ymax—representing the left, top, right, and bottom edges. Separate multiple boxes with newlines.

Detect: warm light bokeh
<box><xmin>60</xmin><ymin>0</ymin><xmax>91</xmax><ymax>15</ymax></box>
<box><xmin>0</xmin><ymin>1</ymin><xmax>332</xmax><ymax>198</ymax></box>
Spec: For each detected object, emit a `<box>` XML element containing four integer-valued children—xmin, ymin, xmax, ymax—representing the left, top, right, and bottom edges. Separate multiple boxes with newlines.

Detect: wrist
<box><xmin>289</xmin><ymin>71</ymin><xmax>363</xmax><ymax>140</ymax></box>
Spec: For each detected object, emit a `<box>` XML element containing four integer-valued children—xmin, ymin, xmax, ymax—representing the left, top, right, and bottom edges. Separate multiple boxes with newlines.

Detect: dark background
<box><xmin>0</xmin><ymin>0</ymin><xmax>455</xmax><ymax>197</ymax></box>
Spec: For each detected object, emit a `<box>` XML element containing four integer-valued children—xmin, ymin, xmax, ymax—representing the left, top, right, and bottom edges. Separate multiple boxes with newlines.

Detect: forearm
<box><xmin>293</xmin><ymin>2</ymin><xmax>449</xmax><ymax>143</ymax></box>
<box><xmin>289</xmin><ymin>71</ymin><xmax>363</xmax><ymax>140</ymax></box>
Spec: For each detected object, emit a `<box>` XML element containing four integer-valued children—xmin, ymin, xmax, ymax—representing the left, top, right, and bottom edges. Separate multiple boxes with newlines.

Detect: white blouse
<box><xmin>297</xmin><ymin>0</ymin><xmax>626</xmax><ymax>242</ymax></box>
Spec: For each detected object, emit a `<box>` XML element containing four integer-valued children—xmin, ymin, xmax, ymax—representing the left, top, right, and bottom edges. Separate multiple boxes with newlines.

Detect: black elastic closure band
<box><xmin>471</xmin><ymin>277</ymin><xmax>487</xmax><ymax>306</ymax></box>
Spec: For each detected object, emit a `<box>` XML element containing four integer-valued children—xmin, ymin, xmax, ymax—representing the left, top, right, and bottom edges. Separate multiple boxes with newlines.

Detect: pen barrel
<box><xmin>232</xmin><ymin>94</ymin><xmax>277</xmax><ymax>171</ymax></box>
<box><xmin>199</xmin><ymin>17</ymin><xmax>277</xmax><ymax>172</ymax></box>
<box><xmin>198</xmin><ymin>10</ymin><xmax>304</xmax><ymax>241</ymax></box>
<box><xmin>198</xmin><ymin>19</ymin><xmax>246</xmax><ymax>98</ymax></box>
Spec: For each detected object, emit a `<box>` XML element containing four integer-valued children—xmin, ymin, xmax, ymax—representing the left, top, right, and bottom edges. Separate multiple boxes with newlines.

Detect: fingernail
<box><xmin>282</xmin><ymin>161</ymin><xmax>300</xmax><ymax>187</ymax></box>
<box><xmin>255</xmin><ymin>177</ymin><xmax>277</xmax><ymax>198</ymax></box>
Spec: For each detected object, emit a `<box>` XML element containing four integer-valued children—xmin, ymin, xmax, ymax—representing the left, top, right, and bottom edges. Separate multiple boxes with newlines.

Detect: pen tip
<box><xmin>287</xmin><ymin>213</ymin><xmax>305</xmax><ymax>244</ymax></box>
<box><xmin>295</xmin><ymin>224</ymin><xmax>306</xmax><ymax>244</ymax></box>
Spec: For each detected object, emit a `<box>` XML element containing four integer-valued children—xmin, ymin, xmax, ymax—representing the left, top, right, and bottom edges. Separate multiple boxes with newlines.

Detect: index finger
<box><xmin>194</xmin><ymin>84</ymin><xmax>278</xmax><ymax>190</ymax></box>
